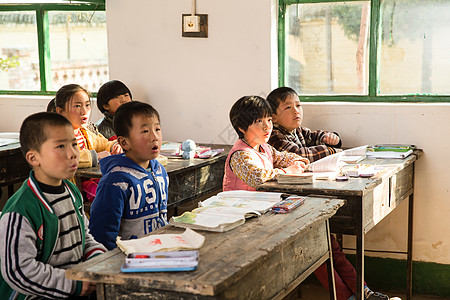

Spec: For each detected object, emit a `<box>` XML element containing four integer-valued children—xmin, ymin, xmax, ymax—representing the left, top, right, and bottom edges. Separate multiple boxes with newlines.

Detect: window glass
<box><xmin>0</xmin><ymin>11</ymin><xmax>40</xmax><ymax>91</ymax></box>
<box><xmin>48</xmin><ymin>10</ymin><xmax>108</xmax><ymax>92</ymax></box>
<box><xmin>286</xmin><ymin>2</ymin><xmax>370</xmax><ymax>95</ymax></box>
<box><xmin>379</xmin><ymin>0</ymin><xmax>450</xmax><ymax>95</ymax></box>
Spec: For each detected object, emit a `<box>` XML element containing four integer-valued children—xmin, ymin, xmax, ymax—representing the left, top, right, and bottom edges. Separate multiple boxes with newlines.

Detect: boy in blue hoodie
<box><xmin>89</xmin><ymin>101</ymin><xmax>169</xmax><ymax>250</ymax></box>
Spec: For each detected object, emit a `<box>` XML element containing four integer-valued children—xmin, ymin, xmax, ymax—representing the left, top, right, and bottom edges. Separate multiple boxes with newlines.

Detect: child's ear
<box><xmin>55</xmin><ymin>107</ymin><xmax>64</xmax><ymax>115</ymax></box>
<box><xmin>117</xmin><ymin>136</ymin><xmax>130</xmax><ymax>151</ymax></box>
<box><xmin>25</xmin><ymin>150</ymin><xmax>40</xmax><ymax>167</ymax></box>
<box><xmin>102</xmin><ymin>104</ymin><xmax>110</xmax><ymax>111</ymax></box>
<box><xmin>272</xmin><ymin>114</ymin><xmax>278</xmax><ymax>123</ymax></box>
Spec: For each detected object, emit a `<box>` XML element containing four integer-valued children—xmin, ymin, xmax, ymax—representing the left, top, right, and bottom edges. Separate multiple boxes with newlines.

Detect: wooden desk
<box><xmin>75</xmin><ymin>145</ymin><xmax>231</xmax><ymax>213</ymax></box>
<box><xmin>0</xmin><ymin>142</ymin><xmax>30</xmax><ymax>198</ymax></box>
<box><xmin>67</xmin><ymin>197</ymin><xmax>345</xmax><ymax>300</ymax></box>
<box><xmin>257</xmin><ymin>151</ymin><xmax>422</xmax><ymax>300</ymax></box>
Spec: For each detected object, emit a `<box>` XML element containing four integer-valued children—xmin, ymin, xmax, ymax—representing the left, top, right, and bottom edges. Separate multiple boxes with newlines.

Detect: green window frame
<box><xmin>0</xmin><ymin>1</ymin><xmax>106</xmax><ymax>96</ymax></box>
<box><xmin>278</xmin><ymin>0</ymin><xmax>450</xmax><ymax>102</ymax></box>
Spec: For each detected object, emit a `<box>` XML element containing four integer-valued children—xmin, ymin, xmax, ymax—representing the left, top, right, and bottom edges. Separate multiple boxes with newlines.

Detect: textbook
<box><xmin>169</xmin><ymin>206</ymin><xmax>256</xmax><ymax>232</ymax></box>
<box><xmin>199</xmin><ymin>195</ymin><xmax>279</xmax><ymax>213</ymax></box>
<box><xmin>341</xmin><ymin>145</ymin><xmax>368</xmax><ymax>164</ymax></box>
<box><xmin>169</xmin><ymin>191</ymin><xmax>282</xmax><ymax>232</ymax></box>
<box><xmin>366</xmin><ymin>144</ymin><xmax>415</xmax><ymax>159</ymax></box>
<box><xmin>366</xmin><ymin>149</ymin><xmax>413</xmax><ymax>159</ymax></box>
<box><xmin>121</xmin><ymin>251</ymin><xmax>199</xmax><ymax>273</ymax></box>
<box><xmin>277</xmin><ymin>172</ymin><xmax>316</xmax><ymax>184</ymax></box>
<box><xmin>116</xmin><ymin>228</ymin><xmax>205</xmax><ymax>255</ymax></box>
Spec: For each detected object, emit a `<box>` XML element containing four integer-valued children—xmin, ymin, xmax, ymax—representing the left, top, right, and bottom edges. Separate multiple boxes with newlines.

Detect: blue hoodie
<box><xmin>89</xmin><ymin>154</ymin><xmax>169</xmax><ymax>250</ymax></box>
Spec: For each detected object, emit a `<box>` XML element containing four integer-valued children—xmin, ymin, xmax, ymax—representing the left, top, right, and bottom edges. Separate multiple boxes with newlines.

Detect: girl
<box><xmin>223</xmin><ymin>95</ymin><xmax>309</xmax><ymax>191</ymax></box>
<box><xmin>54</xmin><ymin>84</ymin><xmax>122</xmax><ymax>169</ymax></box>
<box><xmin>96</xmin><ymin>80</ymin><xmax>133</xmax><ymax>140</ymax></box>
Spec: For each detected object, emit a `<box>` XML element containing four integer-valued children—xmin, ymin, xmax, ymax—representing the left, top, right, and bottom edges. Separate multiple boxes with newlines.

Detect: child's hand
<box><xmin>110</xmin><ymin>143</ymin><xmax>123</xmax><ymax>154</ymax></box>
<box><xmin>284</xmin><ymin>160</ymin><xmax>308</xmax><ymax>174</ymax></box>
<box><xmin>323</xmin><ymin>133</ymin><xmax>340</xmax><ymax>145</ymax></box>
<box><xmin>79</xmin><ymin>281</ymin><xmax>96</xmax><ymax>296</ymax></box>
<box><xmin>97</xmin><ymin>151</ymin><xmax>111</xmax><ymax>160</ymax></box>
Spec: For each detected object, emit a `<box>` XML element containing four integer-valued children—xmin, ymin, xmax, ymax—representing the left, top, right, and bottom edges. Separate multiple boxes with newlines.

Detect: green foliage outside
<box><xmin>0</xmin><ymin>56</ymin><xmax>20</xmax><ymax>72</ymax></box>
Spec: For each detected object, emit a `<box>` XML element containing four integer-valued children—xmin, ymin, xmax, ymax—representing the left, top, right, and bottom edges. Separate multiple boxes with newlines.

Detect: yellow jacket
<box><xmin>76</xmin><ymin>126</ymin><xmax>117</xmax><ymax>168</ymax></box>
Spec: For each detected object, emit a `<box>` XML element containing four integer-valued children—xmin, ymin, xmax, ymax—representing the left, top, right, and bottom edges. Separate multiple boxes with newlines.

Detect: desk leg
<box><xmin>407</xmin><ymin>193</ymin><xmax>414</xmax><ymax>300</ymax></box>
<box><xmin>326</xmin><ymin>220</ymin><xmax>337</xmax><ymax>300</ymax></box>
<box><xmin>96</xmin><ymin>283</ymin><xmax>106</xmax><ymax>300</ymax></box>
<box><xmin>356</xmin><ymin>210</ymin><xmax>364</xmax><ymax>300</ymax></box>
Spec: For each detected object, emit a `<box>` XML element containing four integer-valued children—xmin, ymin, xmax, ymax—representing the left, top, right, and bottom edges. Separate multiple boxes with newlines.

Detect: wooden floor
<box><xmin>285</xmin><ymin>282</ymin><xmax>449</xmax><ymax>300</ymax></box>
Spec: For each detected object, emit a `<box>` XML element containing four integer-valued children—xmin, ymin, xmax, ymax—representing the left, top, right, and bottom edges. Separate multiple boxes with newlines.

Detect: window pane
<box><xmin>0</xmin><ymin>11</ymin><xmax>40</xmax><ymax>91</ymax></box>
<box><xmin>379</xmin><ymin>0</ymin><xmax>450</xmax><ymax>95</ymax></box>
<box><xmin>286</xmin><ymin>2</ymin><xmax>370</xmax><ymax>95</ymax></box>
<box><xmin>48</xmin><ymin>10</ymin><xmax>108</xmax><ymax>92</ymax></box>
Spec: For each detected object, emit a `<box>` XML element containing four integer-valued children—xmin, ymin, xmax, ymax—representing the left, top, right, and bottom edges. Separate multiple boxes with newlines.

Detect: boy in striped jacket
<box><xmin>0</xmin><ymin>112</ymin><xmax>106</xmax><ymax>299</ymax></box>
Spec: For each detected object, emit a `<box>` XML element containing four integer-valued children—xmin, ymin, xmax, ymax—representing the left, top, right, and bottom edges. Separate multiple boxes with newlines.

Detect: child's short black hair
<box><xmin>266</xmin><ymin>87</ymin><xmax>298</xmax><ymax>113</ymax></box>
<box><xmin>20</xmin><ymin>112</ymin><xmax>73</xmax><ymax>157</ymax></box>
<box><xmin>229</xmin><ymin>96</ymin><xmax>272</xmax><ymax>139</ymax></box>
<box><xmin>97</xmin><ymin>80</ymin><xmax>132</xmax><ymax>113</ymax></box>
<box><xmin>113</xmin><ymin>101</ymin><xmax>160</xmax><ymax>138</ymax></box>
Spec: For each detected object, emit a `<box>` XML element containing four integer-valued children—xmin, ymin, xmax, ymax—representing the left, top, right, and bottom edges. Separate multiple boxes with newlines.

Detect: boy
<box><xmin>0</xmin><ymin>112</ymin><xmax>106</xmax><ymax>299</ymax></box>
<box><xmin>89</xmin><ymin>101</ymin><xmax>169</xmax><ymax>250</ymax></box>
<box><xmin>96</xmin><ymin>80</ymin><xmax>132</xmax><ymax>140</ymax></box>
<box><xmin>223</xmin><ymin>95</ymin><xmax>309</xmax><ymax>191</ymax></box>
<box><xmin>267</xmin><ymin>88</ymin><xmax>393</xmax><ymax>300</ymax></box>
<box><xmin>267</xmin><ymin>87</ymin><xmax>342</xmax><ymax>162</ymax></box>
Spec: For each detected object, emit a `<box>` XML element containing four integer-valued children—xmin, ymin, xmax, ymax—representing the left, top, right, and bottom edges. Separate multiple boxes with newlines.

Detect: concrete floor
<box><xmin>285</xmin><ymin>282</ymin><xmax>450</xmax><ymax>300</ymax></box>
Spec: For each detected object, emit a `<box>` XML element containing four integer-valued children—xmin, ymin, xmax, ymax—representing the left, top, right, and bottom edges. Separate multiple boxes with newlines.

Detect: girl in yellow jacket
<box><xmin>54</xmin><ymin>84</ymin><xmax>122</xmax><ymax>168</ymax></box>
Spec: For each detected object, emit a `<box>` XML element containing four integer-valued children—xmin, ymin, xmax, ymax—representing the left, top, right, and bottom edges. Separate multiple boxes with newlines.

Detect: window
<box><xmin>279</xmin><ymin>0</ymin><xmax>450</xmax><ymax>102</ymax></box>
<box><xmin>0</xmin><ymin>1</ymin><xmax>107</xmax><ymax>95</ymax></box>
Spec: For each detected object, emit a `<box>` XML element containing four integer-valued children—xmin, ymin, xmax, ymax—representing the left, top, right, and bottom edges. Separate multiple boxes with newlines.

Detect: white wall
<box><xmin>0</xmin><ymin>0</ymin><xmax>448</xmax><ymax>265</ymax></box>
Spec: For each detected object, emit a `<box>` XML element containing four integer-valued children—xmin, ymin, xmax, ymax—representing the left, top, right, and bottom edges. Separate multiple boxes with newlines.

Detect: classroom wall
<box><xmin>104</xmin><ymin>0</ymin><xmax>449</xmax><ymax>267</ymax></box>
<box><xmin>0</xmin><ymin>0</ymin><xmax>448</xmax><ymax>269</ymax></box>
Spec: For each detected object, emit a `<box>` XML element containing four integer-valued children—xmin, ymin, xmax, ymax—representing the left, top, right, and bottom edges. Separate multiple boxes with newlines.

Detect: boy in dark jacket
<box><xmin>0</xmin><ymin>112</ymin><xmax>106</xmax><ymax>299</ymax></box>
<box><xmin>267</xmin><ymin>86</ymin><xmax>342</xmax><ymax>163</ymax></box>
<box><xmin>89</xmin><ymin>101</ymin><xmax>169</xmax><ymax>250</ymax></box>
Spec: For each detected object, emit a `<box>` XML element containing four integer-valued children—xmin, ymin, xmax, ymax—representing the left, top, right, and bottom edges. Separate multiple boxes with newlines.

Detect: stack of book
<box><xmin>121</xmin><ymin>251</ymin><xmax>199</xmax><ymax>272</ymax></box>
<box><xmin>366</xmin><ymin>144</ymin><xmax>415</xmax><ymax>159</ymax></box>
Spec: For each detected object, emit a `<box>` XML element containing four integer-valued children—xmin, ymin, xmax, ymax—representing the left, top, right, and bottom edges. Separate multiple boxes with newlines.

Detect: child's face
<box><xmin>120</xmin><ymin>114</ymin><xmax>162</xmax><ymax>169</ymax></box>
<box><xmin>60</xmin><ymin>91</ymin><xmax>91</xmax><ymax>129</ymax></box>
<box><xmin>273</xmin><ymin>94</ymin><xmax>303</xmax><ymax>132</ymax></box>
<box><xmin>241</xmin><ymin>116</ymin><xmax>273</xmax><ymax>149</ymax></box>
<box><xmin>103</xmin><ymin>93</ymin><xmax>132</xmax><ymax>114</ymax></box>
<box><xmin>28</xmin><ymin>125</ymin><xmax>80</xmax><ymax>186</ymax></box>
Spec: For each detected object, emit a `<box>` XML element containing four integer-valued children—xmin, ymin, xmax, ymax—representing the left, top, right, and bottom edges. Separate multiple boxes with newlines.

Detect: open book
<box><xmin>169</xmin><ymin>206</ymin><xmax>257</xmax><ymax>232</ymax></box>
<box><xmin>340</xmin><ymin>145</ymin><xmax>368</xmax><ymax>164</ymax></box>
<box><xmin>169</xmin><ymin>191</ymin><xmax>282</xmax><ymax>232</ymax></box>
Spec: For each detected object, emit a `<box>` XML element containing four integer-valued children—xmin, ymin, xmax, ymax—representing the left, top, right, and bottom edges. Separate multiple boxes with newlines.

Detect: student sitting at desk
<box><xmin>53</xmin><ymin>84</ymin><xmax>123</xmax><ymax>169</ymax></box>
<box><xmin>0</xmin><ymin>112</ymin><xmax>107</xmax><ymax>299</ymax></box>
<box><xmin>267</xmin><ymin>87</ymin><xmax>341</xmax><ymax>163</ymax></box>
<box><xmin>96</xmin><ymin>80</ymin><xmax>133</xmax><ymax>140</ymax></box>
<box><xmin>89</xmin><ymin>101</ymin><xmax>169</xmax><ymax>250</ymax></box>
<box><xmin>267</xmin><ymin>87</ymin><xmax>392</xmax><ymax>300</ymax></box>
<box><xmin>222</xmin><ymin>95</ymin><xmax>309</xmax><ymax>191</ymax></box>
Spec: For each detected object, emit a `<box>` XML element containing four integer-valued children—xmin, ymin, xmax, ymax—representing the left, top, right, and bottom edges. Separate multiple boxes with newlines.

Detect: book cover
<box><xmin>121</xmin><ymin>251</ymin><xmax>199</xmax><ymax>272</ymax></box>
<box><xmin>116</xmin><ymin>228</ymin><xmax>205</xmax><ymax>255</ymax></box>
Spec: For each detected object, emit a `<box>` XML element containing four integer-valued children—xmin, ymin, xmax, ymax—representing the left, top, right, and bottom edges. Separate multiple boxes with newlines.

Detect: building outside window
<box><xmin>280</xmin><ymin>0</ymin><xmax>450</xmax><ymax>102</ymax></box>
<box><xmin>0</xmin><ymin>1</ymin><xmax>107</xmax><ymax>95</ymax></box>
